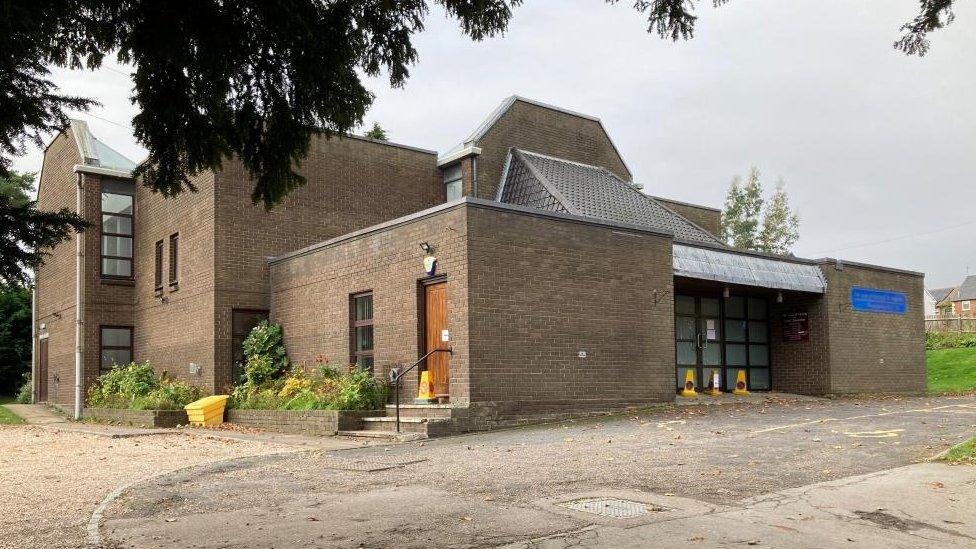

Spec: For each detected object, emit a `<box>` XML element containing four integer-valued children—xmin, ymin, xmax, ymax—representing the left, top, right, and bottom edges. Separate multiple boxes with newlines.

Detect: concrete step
<box><xmin>361</xmin><ymin>416</ymin><xmax>449</xmax><ymax>435</ymax></box>
<box><xmin>384</xmin><ymin>404</ymin><xmax>455</xmax><ymax>420</ymax></box>
<box><xmin>337</xmin><ymin>430</ymin><xmax>425</xmax><ymax>442</ymax></box>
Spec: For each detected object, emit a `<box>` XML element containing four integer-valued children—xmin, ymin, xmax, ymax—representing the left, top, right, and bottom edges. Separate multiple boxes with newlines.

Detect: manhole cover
<box><xmin>558</xmin><ymin>498</ymin><xmax>666</xmax><ymax>519</ymax></box>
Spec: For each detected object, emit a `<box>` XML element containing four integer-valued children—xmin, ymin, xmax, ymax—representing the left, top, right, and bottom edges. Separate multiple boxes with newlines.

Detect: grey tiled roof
<box><xmin>498</xmin><ymin>149</ymin><xmax>721</xmax><ymax>244</ymax></box>
<box><xmin>929</xmin><ymin>286</ymin><xmax>957</xmax><ymax>303</ymax></box>
<box><xmin>957</xmin><ymin>276</ymin><xmax>976</xmax><ymax>301</ymax></box>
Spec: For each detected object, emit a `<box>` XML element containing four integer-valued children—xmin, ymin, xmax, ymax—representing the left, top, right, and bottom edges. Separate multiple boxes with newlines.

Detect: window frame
<box><xmin>99</xmin><ymin>191</ymin><xmax>135</xmax><ymax>280</ymax></box>
<box><xmin>154</xmin><ymin>239</ymin><xmax>164</xmax><ymax>293</ymax></box>
<box><xmin>350</xmin><ymin>291</ymin><xmax>374</xmax><ymax>371</ymax></box>
<box><xmin>963</xmin><ymin>301</ymin><xmax>971</xmax><ymax>312</ymax></box>
<box><xmin>168</xmin><ymin>233</ymin><xmax>179</xmax><ymax>289</ymax></box>
<box><xmin>442</xmin><ymin>163</ymin><xmax>463</xmax><ymax>202</ymax></box>
<box><xmin>99</xmin><ymin>325</ymin><xmax>133</xmax><ymax>374</ymax></box>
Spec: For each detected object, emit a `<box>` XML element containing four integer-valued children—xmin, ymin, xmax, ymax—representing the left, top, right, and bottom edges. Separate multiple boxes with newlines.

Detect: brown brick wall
<box><xmin>465</xmin><ymin>205</ymin><xmax>676</xmax><ymax>411</ymax></box>
<box><xmin>472</xmin><ymin>99</ymin><xmax>632</xmax><ymax>200</ymax></box>
<box><xmin>770</xmin><ymin>291</ymin><xmax>830</xmax><ymax>395</ymax></box>
<box><xmin>820</xmin><ymin>263</ymin><xmax>926</xmax><ymax>394</ymax></box>
<box><xmin>269</xmin><ymin>206</ymin><xmax>470</xmax><ymax>403</ymax></box>
<box><xmin>652</xmin><ymin>197</ymin><xmax>722</xmax><ymax>238</ymax></box>
<box><xmin>34</xmin><ymin>132</ymin><xmax>81</xmax><ymax>405</ymax></box>
<box><xmin>132</xmin><ymin>172</ymin><xmax>217</xmax><ymax>389</ymax></box>
<box><xmin>214</xmin><ymin>135</ymin><xmax>442</xmax><ymax>390</ymax></box>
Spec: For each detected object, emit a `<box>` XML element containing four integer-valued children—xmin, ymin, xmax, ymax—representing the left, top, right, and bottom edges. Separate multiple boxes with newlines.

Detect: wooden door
<box><xmin>424</xmin><ymin>282</ymin><xmax>449</xmax><ymax>398</ymax></box>
<box><xmin>37</xmin><ymin>338</ymin><xmax>48</xmax><ymax>402</ymax></box>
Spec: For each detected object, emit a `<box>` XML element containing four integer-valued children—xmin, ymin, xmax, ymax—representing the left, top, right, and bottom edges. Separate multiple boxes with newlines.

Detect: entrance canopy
<box><xmin>673</xmin><ymin>244</ymin><xmax>826</xmax><ymax>294</ymax></box>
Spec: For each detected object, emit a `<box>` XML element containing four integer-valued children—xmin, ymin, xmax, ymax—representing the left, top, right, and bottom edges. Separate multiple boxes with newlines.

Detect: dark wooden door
<box><xmin>424</xmin><ymin>282</ymin><xmax>449</xmax><ymax>398</ymax></box>
<box><xmin>37</xmin><ymin>338</ymin><xmax>48</xmax><ymax>402</ymax></box>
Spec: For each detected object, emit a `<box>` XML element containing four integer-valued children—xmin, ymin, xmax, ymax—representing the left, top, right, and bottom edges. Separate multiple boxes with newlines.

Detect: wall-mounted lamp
<box><xmin>156</xmin><ymin>295</ymin><xmax>168</xmax><ymax>304</ymax></box>
<box><xmin>723</xmin><ymin>286</ymin><xmax>730</xmax><ymax>299</ymax></box>
<box><xmin>51</xmin><ymin>312</ymin><xmax>62</xmax><ymax>319</ymax></box>
<box><xmin>419</xmin><ymin>242</ymin><xmax>433</xmax><ymax>254</ymax></box>
<box><xmin>776</xmin><ymin>291</ymin><xmax>784</xmax><ymax>303</ymax></box>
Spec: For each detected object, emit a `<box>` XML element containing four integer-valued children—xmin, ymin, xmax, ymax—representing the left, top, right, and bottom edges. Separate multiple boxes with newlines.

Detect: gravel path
<box><xmin>0</xmin><ymin>425</ymin><xmax>297</xmax><ymax>549</ymax></box>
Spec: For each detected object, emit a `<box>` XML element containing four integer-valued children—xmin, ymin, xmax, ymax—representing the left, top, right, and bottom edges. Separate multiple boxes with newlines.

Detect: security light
<box><xmin>420</xmin><ymin>242</ymin><xmax>432</xmax><ymax>254</ymax></box>
<box><xmin>776</xmin><ymin>291</ymin><xmax>784</xmax><ymax>303</ymax></box>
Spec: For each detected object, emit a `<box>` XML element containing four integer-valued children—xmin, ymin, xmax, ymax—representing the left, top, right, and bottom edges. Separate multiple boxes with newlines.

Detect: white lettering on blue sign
<box><xmin>850</xmin><ymin>287</ymin><xmax>907</xmax><ymax>315</ymax></box>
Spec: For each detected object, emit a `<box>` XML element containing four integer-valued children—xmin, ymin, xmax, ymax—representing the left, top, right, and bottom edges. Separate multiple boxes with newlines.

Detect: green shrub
<box><xmin>87</xmin><ymin>362</ymin><xmax>207</xmax><ymax>410</ymax></box>
<box><xmin>15</xmin><ymin>372</ymin><xmax>31</xmax><ymax>403</ymax></box>
<box><xmin>231</xmin><ymin>363</ymin><xmax>388</xmax><ymax>411</ymax></box>
<box><xmin>926</xmin><ymin>332</ymin><xmax>976</xmax><ymax>350</ymax></box>
<box><xmin>242</xmin><ymin>321</ymin><xmax>289</xmax><ymax>380</ymax></box>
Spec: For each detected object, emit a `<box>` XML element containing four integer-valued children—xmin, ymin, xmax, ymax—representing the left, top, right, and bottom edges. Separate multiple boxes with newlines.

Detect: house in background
<box><xmin>928</xmin><ymin>286</ymin><xmax>958</xmax><ymax>318</ymax></box>
<box><xmin>952</xmin><ymin>276</ymin><xmax>976</xmax><ymax>317</ymax></box>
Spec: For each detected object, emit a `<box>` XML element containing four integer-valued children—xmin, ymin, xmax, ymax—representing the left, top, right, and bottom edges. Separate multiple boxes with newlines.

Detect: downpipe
<box><xmin>74</xmin><ymin>173</ymin><xmax>84</xmax><ymax>420</ymax></box>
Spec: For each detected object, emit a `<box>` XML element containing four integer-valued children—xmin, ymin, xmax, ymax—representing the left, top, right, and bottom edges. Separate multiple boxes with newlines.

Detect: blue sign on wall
<box><xmin>850</xmin><ymin>287</ymin><xmax>907</xmax><ymax>315</ymax></box>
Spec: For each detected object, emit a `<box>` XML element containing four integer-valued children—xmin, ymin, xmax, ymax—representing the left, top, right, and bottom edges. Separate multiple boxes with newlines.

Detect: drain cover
<box><xmin>559</xmin><ymin>498</ymin><xmax>665</xmax><ymax>519</ymax></box>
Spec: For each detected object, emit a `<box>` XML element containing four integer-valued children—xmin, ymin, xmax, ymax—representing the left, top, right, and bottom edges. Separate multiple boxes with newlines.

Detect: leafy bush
<box><xmin>15</xmin><ymin>372</ymin><xmax>31</xmax><ymax>403</ymax></box>
<box><xmin>241</xmin><ymin>321</ymin><xmax>289</xmax><ymax>383</ymax></box>
<box><xmin>230</xmin><ymin>321</ymin><xmax>387</xmax><ymax>411</ymax></box>
<box><xmin>231</xmin><ymin>363</ymin><xmax>388</xmax><ymax>411</ymax></box>
<box><xmin>87</xmin><ymin>362</ymin><xmax>207</xmax><ymax>410</ymax></box>
<box><xmin>926</xmin><ymin>332</ymin><xmax>976</xmax><ymax>350</ymax></box>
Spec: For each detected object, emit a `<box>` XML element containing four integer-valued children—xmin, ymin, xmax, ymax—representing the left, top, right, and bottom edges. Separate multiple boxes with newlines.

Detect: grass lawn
<box><xmin>0</xmin><ymin>396</ymin><xmax>25</xmax><ymax>425</ymax></box>
<box><xmin>927</xmin><ymin>347</ymin><xmax>976</xmax><ymax>393</ymax></box>
<box><xmin>940</xmin><ymin>436</ymin><xmax>976</xmax><ymax>464</ymax></box>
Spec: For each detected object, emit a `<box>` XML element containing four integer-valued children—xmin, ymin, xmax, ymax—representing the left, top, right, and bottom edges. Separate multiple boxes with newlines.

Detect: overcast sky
<box><xmin>13</xmin><ymin>0</ymin><xmax>975</xmax><ymax>288</ymax></box>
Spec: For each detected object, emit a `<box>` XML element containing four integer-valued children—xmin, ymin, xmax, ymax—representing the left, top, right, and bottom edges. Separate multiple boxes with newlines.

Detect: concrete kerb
<box><xmin>86</xmin><ymin>449</ymin><xmax>307</xmax><ymax>548</ymax></box>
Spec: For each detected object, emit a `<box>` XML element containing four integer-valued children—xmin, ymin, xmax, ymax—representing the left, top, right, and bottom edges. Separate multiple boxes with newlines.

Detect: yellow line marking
<box><xmin>843</xmin><ymin>429</ymin><xmax>905</xmax><ymax>438</ymax></box>
<box><xmin>751</xmin><ymin>404</ymin><xmax>976</xmax><ymax>434</ymax></box>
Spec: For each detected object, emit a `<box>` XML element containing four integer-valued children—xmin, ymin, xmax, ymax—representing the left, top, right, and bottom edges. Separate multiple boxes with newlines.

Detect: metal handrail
<box><xmin>390</xmin><ymin>347</ymin><xmax>453</xmax><ymax>433</ymax></box>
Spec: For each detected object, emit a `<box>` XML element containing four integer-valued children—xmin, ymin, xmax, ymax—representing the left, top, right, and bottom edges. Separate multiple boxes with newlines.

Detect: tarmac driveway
<box><xmin>101</xmin><ymin>394</ymin><xmax>976</xmax><ymax>548</ymax></box>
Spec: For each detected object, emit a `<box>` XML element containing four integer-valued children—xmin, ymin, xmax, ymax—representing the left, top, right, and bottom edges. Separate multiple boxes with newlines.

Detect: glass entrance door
<box><xmin>675</xmin><ymin>295</ymin><xmax>724</xmax><ymax>392</ymax></box>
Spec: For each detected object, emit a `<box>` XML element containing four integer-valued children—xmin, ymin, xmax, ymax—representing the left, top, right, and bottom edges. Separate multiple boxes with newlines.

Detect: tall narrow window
<box><xmin>100</xmin><ymin>326</ymin><xmax>132</xmax><ymax>373</ymax></box>
<box><xmin>101</xmin><ymin>192</ymin><xmax>134</xmax><ymax>278</ymax></box>
<box><xmin>168</xmin><ymin>233</ymin><xmax>179</xmax><ymax>288</ymax></box>
<box><xmin>154</xmin><ymin>240</ymin><xmax>164</xmax><ymax>292</ymax></box>
<box><xmin>442</xmin><ymin>164</ymin><xmax>462</xmax><ymax>202</ymax></box>
<box><xmin>351</xmin><ymin>292</ymin><xmax>374</xmax><ymax>372</ymax></box>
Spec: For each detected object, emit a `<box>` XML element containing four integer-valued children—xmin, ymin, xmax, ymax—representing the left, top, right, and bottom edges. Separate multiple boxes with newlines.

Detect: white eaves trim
<box><xmin>437</xmin><ymin>145</ymin><xmax>482</xmax><ymax>167</ymax></box>
<box><xmin>73</xmin><ymin>164</ymin><xmax>134</xmax><ymax>179</ymax></box>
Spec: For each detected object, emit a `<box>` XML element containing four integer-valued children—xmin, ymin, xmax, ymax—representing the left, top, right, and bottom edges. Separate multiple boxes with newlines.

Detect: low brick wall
<box><xmin>84</xmin><ymin>408</ymin><xmax>187</xmax><ymax>428</ymax></box>
<box><xmin>225</xmin><ymin>409</ymin><xmax>382</xmax><ymax>436</ymax></box>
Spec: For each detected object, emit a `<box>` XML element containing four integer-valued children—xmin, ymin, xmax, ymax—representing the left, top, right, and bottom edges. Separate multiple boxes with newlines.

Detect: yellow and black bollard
<box><xmin>680</xmin><ymin>369</ymin><xmax>697</xmax><ymax>398</ymax></box>
<box><xmin>733</xmin><ymin>369</ymin><xmax>749</xmax><ymax>395</ymax></box>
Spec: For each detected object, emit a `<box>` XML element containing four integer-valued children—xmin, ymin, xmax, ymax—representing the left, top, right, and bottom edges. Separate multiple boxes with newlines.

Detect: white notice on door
<box><xmin>441</xmin><ymin>329</ymin><xmax>450</xmax><ymax>342</ymax></box>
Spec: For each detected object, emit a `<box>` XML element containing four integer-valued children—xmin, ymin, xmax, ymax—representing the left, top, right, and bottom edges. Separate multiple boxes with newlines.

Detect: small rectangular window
<box><xmin>963</xmin><ymin>301</ymin><xmax>971</xmax><ymax>311</ymax></box>
<box><xmin>351</xmin><ymin>292</ymin><xmax>374</xmax><ymax>372</ymax></box>
<box><xmin>101</xmin><ymin>191</ymin><xmax>134</xmax><ymax>279</ymax></box>
<box><xmin>443</xmin><ymin>164</ymin><xmax>462</xmax><ymax>202</ymax></box>
<box><xmin>168</xmin><ymin>233</ymin><xmax>179</xmax><ymax>288</ymax></box>
<box><xmin>154</xmin><ymin>240</ymin><xmax>163</xmax><ymax>292</ymax></box>
<box><xmin>100</xmin><ymin>326</ymin><xmax>132</xmax><ymax>373</ymax></box>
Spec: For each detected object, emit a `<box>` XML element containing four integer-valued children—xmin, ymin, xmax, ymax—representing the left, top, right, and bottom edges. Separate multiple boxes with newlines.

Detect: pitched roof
<box><xmin>440</xmin><ymin>95</ymin><xmax>631</xmax><ymax>179</ymax></box>
<box><xmin>69</xmin><ymin>119</ymin><xmax>138</xmax><ymax>173</ymax></box>
<box><xmin>497</xmin><ymin>149</ymin><xmax>722</xmax><ymax>244</ymax></box>
<box><xmin>929</xmin><ymin>286</ymin><xmax>957</xmax><ymax>303</ymax></box>
<box><xmin>957</xmin><ymin>276</ymin><xmax>976</xmax><ymax>301</ymax></box>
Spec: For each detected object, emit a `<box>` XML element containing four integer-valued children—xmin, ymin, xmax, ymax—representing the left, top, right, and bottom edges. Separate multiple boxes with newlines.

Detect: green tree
<box><xmin>0</xmin><ymin>172</ymin><xmax>88</xmax><ymax>286</ymax></box>
<box><xmin>720</xmin><ymin>167</ymin><xmax>763</xmax><ymax>250</ymax></box>
<box><xmin>0</xmin><ymin>283</ymin><xmax>32</xmax><ymax>396</ymax></box>
<box><xmin>364</xmin><ymin>122</ymin><xmax>389</xmax><ymax>141</ymax></box>
<box><xmin>0</xmin><ymin>1</ymin><xmax>956</xmax><ymax>282</ymax></box>
<box><xmin>720</xmin><ymin>168</ymin><xmax>799</xmax><ymax>254</ymax></box>
<box><xmin>758</xmin><ymin>181</ymin><xmax>800</xmax><ymax>254</ymax></box>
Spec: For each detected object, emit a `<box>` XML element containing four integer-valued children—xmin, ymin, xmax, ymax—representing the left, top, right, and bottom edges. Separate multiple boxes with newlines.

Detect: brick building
<box><xmin>33</xmin><ymin>96</ymin><xmax>925</xmax><ymax>430</ymax></box>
